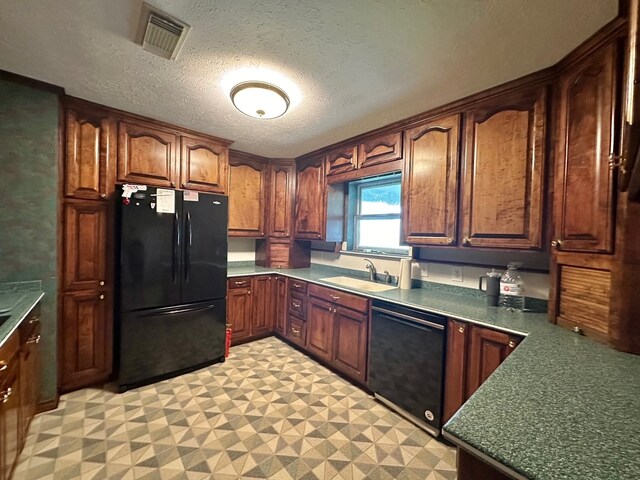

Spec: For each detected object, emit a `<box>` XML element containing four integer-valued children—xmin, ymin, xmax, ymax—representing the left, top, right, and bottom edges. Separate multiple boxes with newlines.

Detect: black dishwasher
<box><xmin>368</xmin><ymin>300</ymin><xmax>446</xmax><ymax>436</ymax></box>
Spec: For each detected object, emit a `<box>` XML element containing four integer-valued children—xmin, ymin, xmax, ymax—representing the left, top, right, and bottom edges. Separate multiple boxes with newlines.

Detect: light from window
<box><xmin>354</xmin><ymin>179</ymin><xmax>408</xmax><ymax>254</ymax></box>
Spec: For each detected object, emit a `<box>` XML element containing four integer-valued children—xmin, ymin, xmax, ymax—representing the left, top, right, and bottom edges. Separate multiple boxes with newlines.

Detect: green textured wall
<box><xmin>0</xmin><ymin>78</ymin><xmax>59</xmax><ymax>402</ymax></box>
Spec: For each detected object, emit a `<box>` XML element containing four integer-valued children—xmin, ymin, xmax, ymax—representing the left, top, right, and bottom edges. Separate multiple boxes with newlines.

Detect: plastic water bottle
<box><xmin>499</xmin><ymin>263</ymin><xmax>524</xmax><ymax>310</ymax></box>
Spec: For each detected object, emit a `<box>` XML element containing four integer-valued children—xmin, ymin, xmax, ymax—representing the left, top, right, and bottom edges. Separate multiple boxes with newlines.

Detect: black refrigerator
<box><xmin>115</xmin><ymin>185</ymin><xmax>227</xmax><ymax>391</ymax></box>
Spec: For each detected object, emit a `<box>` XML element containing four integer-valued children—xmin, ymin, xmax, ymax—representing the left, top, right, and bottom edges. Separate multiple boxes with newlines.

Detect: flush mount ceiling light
<box><xmin>230</xmin><ymin>81</ymin><xmax>290</xmax><ymax>119</ymax></box>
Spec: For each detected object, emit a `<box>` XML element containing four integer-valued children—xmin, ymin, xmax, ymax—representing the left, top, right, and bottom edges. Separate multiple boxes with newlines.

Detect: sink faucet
<box><xmin>364</xmin><ymin>259</ymin><xmax>377</xmax><ymax>282</ymax></box>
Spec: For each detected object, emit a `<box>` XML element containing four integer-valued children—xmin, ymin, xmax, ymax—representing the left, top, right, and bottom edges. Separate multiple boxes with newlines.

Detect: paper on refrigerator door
<box><xmin>155</xmin><ymin>188</ymin><xmax>175</xmax><ymax>213</ymax></box>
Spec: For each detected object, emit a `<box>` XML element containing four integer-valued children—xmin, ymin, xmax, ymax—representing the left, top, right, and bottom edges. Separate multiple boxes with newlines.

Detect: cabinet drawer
<box><xmin>0</xmin><ymin>332</ymin><xmax>19</xmax><ymax>385</ymax></box>
<box><xmin>289</xmin><ymin>279</ymin><xmax>308</xmax><ymax>294</ymax></box>
<box><xmin>288</xmin><ymin>293</ymin><xmax>306</xmax><ymax>320</ymax></box>
<box><xmin>287</xmin><ymin>316</ymin><xmax>306</xmax><ymax>347</ymax></box>
<box><xmin>309</xmin><ymin>284</ymin><xmax>369</xmax><ymax>313</ymax></box>
<box><xmin>228</xmin><ymin>277</ymin><xmax>252</xmax><ymax>289</ymax></box>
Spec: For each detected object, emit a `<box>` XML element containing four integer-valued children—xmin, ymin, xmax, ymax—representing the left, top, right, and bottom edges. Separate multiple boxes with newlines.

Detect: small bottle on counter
<box><xmin>499</xmin><ymin>262</ymin><xmax>524</xmax><ymax>311</ymax></box>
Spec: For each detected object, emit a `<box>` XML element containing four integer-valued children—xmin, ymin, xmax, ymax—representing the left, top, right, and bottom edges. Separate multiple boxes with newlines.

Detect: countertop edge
<box><xmin>0</xmin><ymin>291</ymin><xmax>44</xmax><ymax>349</ymax></box>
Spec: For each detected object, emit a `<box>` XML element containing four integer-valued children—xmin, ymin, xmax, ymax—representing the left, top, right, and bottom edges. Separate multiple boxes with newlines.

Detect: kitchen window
<box><xmin>346</xmin><ymin>174</ymin><xmax>409</xmax><ymax>256</ymax></box>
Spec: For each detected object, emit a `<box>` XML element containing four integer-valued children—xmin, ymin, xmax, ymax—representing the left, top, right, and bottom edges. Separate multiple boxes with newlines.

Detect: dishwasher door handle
<box><xmin>372</xmin><ymin>306</ymin><xmax>445</xmax><ymax>330</ymax></box>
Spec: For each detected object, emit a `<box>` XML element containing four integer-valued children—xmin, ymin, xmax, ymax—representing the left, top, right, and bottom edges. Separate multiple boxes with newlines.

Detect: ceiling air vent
<box><xmin>136</xmin><ymin>3</ymin><xmax>190</xmax><ymax>60</ymax></box>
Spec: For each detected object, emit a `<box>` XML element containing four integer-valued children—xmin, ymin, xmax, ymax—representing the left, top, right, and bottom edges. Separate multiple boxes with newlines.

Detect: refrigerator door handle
<box><xmin>185</xmin><ymin>211</ymin><xmax>192</xmax><ymax>282</ymax></box>
<box><xmin>137</xmin><ymin>303</ymin><xmax>216</xmax><ymax>318</ymax></box>
<box><xmin>173</xmin><ymin>212</ymin><xmax>180</xmax><ymax>284</ymax></box>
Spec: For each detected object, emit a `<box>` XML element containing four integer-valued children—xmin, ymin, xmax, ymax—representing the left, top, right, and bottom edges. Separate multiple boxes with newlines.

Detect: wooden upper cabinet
<box><xmin>326</xmin><ymin>145</ymin><xmax>358</xmax><ymax>176</ymax></box>
<box><xmin>461</xmin><ymin>88</ymin><xmax>547</xmax><ymax>249</ymax></box>
<box><xmin>267</xmin><ymin>162</ymin><xmax>295</xmax><ymax>238</ymax></box>
<box><xmin>228</xmin><ymin>152</ymin><xmax>267</xmax><ymax>237</ymax></box>
<box><xmin>358</xmin><ymin>131</ymin><xmax>403</xmax><ymax>169</ymax></box>
<box><xmin>180</xmin><ymin>135</ymin><xmax>229</xmax><ymax>194</ymax></box>
<box><xmin>402</xmin><ymin>114</ymin><xmax>461</xmax><ymax>246</ymax></box>
<box><xmin>554</xmin><ymin>42</ymin><xmax>618</xmax><ymax>253</ymax></box>
<box><xmin>295</xmin><ymin>155</ymin><xmax>326</xmax><ymax>239</ymax></box>
<box><xmin>117</xmin><ymin>119</ymin><xmax>179</xmax><ymax>187</ymax></box>
<box><xmin>466</xmin><ymin>325</ymin><xmax>519</xmax><ymax>397</ymax></box>
<box><xmin>63</xmin><ymin>201</ymin><xmax>108</xmax><ymax>291</ymax></box>
<box><xmin>64</xmin><ymin>107</ymin><xmax>114</xmax><ymax>200</ymax></box>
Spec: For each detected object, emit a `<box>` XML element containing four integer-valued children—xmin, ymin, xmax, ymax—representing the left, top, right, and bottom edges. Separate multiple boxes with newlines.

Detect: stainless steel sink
<box><xmin>320</xmin><ymin>276</ymin><xmax>397</xmax><ymax>292</ymax></box>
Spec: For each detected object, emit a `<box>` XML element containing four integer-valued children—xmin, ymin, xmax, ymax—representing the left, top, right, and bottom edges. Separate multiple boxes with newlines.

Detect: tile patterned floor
<box><xmin>15</xmin><ymin>337</ymin><xmax>456</xmax><ymax>480</ymax></box>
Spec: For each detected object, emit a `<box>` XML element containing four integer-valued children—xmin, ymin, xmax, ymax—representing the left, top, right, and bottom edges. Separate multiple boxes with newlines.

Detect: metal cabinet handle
<box><xmin>291</xmin><ymin>327</ymin><xmax>301</xmax><ymax>335</ymax></box>
<box><xmin>447</xmin><ymin>237</ymin><xmax>454</xmax><ymax>244</ymax></box>
<box><xmin>329</xmin><ymin>295</ymin><xmax>340</xmax><ymax>300</ymax></box>
<box><xmin>248</xmin><ymin>291</ymin><xmax>251</xmax><ymax>295</ymax></box>
<box><xmin>551</xmin><ymin>239</ymin><xmax>562</xmax><ymax>249</ymax></box>
<box><xmin>1</xmin><ymin>387</ymin><xmax>12</xmax><ymax>403</ymax></box>
<box><xmin>292</xmin><ymin>301</ymin><xmax>301</xmax><ymax>308</ymax></box>
<box><xmin>182</xmin><ymin>183</ymin><xmax>186</xmax><ymax>188</ymax></box>
<box><xmin>234</xmin><ymin>281</ymin><xmax>246</xmax><ymax>286</ymax></box>
<box><xmin>100</xmin><ymin>193</ymin><xmax>106</xmax><ymax>198</ymax></box>
<box><xmin>292</xmin><ymin>283</ymin><xmax>302</xmax><ymax>288</ymax></box>
<box><xmin>27</xmin><ymin>334</ymin><xmax>41</xmax><ymax>345</ymax></box>
<box><xmin>572</xmin><ymin>326</ymin><xmax>584</xmax><ymax>335</ymax></box>
<box><xmin>508</xmin><ymin>340</ymin><xmax>516</xmax><ymax>348</ymax></box>
<box><xmin>170</xmin><ymin>182</ymin><xmax>176</xmax><ymax>187</ymax></box>
<box><xmin>608</xmin><ymin>153</ymin><xmax>625</xmax><ymax>170</ymax></box>
<box><xmin>28</xmin><ymin>317</ymin><xmax>40</xmax><ymax>325</ymax></box>
<box><xmin>99</xmin><ymin>281</ymin><xmax>105</xmax><ymax>286</ymax></box>
<box><xmin>462</xmin><ymin>237</ymin><xmax>471</xmax><ymax>246</ymax></box>
<box><xmin>0</xmin><ymin>362</ymin><xmax>7</xmax><ymax>372</ymax></box>
<box><xmin>458</xmin><ymin>326</ymin><xmax>465</xmax><ymax>334</ymax></box>
<box><xmin>99</xmin><ymin>294</ymin><xmax>104</xmax><ymax>300</ymax></box>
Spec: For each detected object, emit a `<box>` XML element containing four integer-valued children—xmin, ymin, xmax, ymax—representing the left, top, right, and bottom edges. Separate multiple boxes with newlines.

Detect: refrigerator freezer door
<box><xmin>119</xmin><ymin>186</ymin><xmax>182</xmax><ymax>311</ymax></box>
<box><xmin>181</xmin><ymin>192</ymin><xmax>228</xmax><ymax>304</ymax></box>
<box><xmin>117</xmin><ymin>299</ymin><xmax>226</xmax><ymax>390</ymax></box>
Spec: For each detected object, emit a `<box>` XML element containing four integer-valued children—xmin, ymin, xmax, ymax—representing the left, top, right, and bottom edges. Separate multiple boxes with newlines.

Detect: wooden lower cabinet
<box><xmin>0</xmin><ymin>302</ymin><xmax>41</xmax><ymax>480</ymax></box>
<box><xmin>60</xmin><ymin>290</ymin><xmax>112</xmax><ymax>392</ymax></box>
<box><xmin>227</xmin><ymin>286</ymin><xmax>252</xmax><ymax>342</ymax></box>
<box><xmin>443</xmin><ymin>319</ymin><xmax>521</xmax><ymax>424</ymax></box>
<box><xmin>306</xmin><ymin>297</ymin><xmax>335</xmax><ymax>363</ymax></box>
<box><xmin>227</xmin><ymin>276</ymin><xmax>282</xmax><ymax>344</ymax></box>
<box><xmin>332</xmin><ymin>307</ymin><xmax>368</xmax><ymax>384</ymax></box>
<box><xmin>274</xmin><ymin>277</ymin><xmax>287</xmax><ymax>335</ymax></box>
<box><xmin>286</xmin><ymin>316</ymin><xmax>307</xmax><ymax>347</ymax></box>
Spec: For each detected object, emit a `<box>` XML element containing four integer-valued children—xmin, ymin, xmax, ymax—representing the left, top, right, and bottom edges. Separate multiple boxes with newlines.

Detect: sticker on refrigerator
<box><xmin>155</xmin><ymin>188</ymin><xmax>175</xmax><ymax>214</ymax></box>
<box><xmin>183</xmin><ymin>190</ymin><xmax>199</xmax><ymax>202</ymax></box>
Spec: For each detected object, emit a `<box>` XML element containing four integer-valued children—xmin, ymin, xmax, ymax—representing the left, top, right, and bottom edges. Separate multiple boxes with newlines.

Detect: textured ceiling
<box><xmin>0</xmin><ymin>0</ymin><xmax>618</xmax><ymax>157</ymax></box>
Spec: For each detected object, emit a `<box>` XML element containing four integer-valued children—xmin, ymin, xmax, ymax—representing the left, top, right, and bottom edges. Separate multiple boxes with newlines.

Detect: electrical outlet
<box><xmin>451</xmin><ymin>266</ymin><xmax>463</xmax><ymax>282</ymax></box>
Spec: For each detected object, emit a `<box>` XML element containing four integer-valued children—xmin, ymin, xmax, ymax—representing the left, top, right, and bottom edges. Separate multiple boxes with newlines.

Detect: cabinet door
<box><xmin>60</xmin><ymin>290</ymin><xmax>112</xmax><ymax>391</ymax></box>
<box><xmin>1</xmin><ymin>362</ymin><xmax>20</xmax><ymax>480</ymax></box>
<box><xmin>251</xmin><ymin>276</ymin><xmax>274</xmax><ymax>335</ymax></box>
<box><xmin>306</xmin><ymin>297</ymin><xmax>335</xmax><ymax>363</ymax></box>
<box><xmin>554</xmin><ymin>42</ymin><xmax>617</xmax><ymax>253</ymax></box>
<box><xmin>294</xmin><ymin>156</ymin><xmax>325</xmax><ymax>239</ymax></box>
<box><xmin>286</xmin><ymin>315</ymin><xmax>307</xmax><ymax>347</ymax></box>
<box><xmin>461</xmin><ymin>88</ymin><xmax>546</xmax><ymax>249</ymax></box>
<box><xmin>275</xmin><ymin>277</ymin><xmax>287</xmax><ymax>334</ymax></box>
<box><xmin>63</xmin><ymin>201</ymin><xmax>108</xmax><ymax>291</ymax></box>
<box><xmin>402</xmin><ymin>114</ymin><xmax>460</xmax><ymax>245</ymax></box>
<box><xmin>117</xmin><ymin>120</ymin><xmax>178</xmax><ymax>187</ymax></box>
<box><xmin>443</xmin><ymin>319</ymin><xmax>469</xmax><ymax>423</ymax></box>
<box><xmin>466</xmin><ymin>325</ymin><xmax>519</xmax><ymax>397</ymax></box>
<box><xmin>64</xmin><ymin>107</ymin><xmax>113</xmax><ymax>200</ymax></box>
<box><xmin>20</xmin><ymin>313</ymin><xmax>40</xmax><ymax>442</ymax></box>
<box><xmin>228</xmin><ymin>155</ymin><xmax>267</xmax><ymax>237</ymax></box>
<box><xmin>358</xmin><ymin>131</ymin><xmax>403</xmax><ymax>169</ymax></box>
<box><xmin>332</xmin><ymin>307</ymin><xmax>368</xmax><ymax>383</ymax></box>
<box><xmin>267</xmin><ymin>163</ymin><xmax>295</xmax><ymax>238</ymax></box>
<box><xmin>326</xmin><ymin>145</ymin><xmax>358</xmax><ymax>176</ymax></box>
<box><xmin>180</xmin><ymin>135</ymin><xmax>229</xmax><ymax>193</ymax></box>
<box><xmin>227</xmin><ymin>287</ymin><xmax>252</xmax><ymax>341</ymax></box>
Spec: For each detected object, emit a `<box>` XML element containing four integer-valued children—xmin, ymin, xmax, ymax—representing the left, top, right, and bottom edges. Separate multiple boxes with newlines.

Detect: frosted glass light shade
<box><xmin>230</xmin><ymin>81</ymin><xmax>290</xmax><ymax>119</ymax></box>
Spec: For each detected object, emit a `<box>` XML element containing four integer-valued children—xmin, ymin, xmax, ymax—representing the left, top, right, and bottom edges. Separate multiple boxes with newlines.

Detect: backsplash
<box><xmin>0</xmin><ymin>77</ymin><xmax>59</xmax><ymax>403</ymax></box>
<box><xmin>228</xmin><ymin>238</ymin><xmax>256</xmax><ymax>262</ymax></box>
<box><xmin>310</xmin><ymin>250</ymin><xmax>550</xmax><ymax>300</ymax></box>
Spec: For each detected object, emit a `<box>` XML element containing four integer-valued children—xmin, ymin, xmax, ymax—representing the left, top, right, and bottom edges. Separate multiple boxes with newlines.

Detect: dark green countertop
<box><xmin>0</xmin><ymin>281</ymin><xmax>43</xmax><ymax>348</ymax></box>
<box><xmin>228</xmin><ymin>264</ymin><xmax>640</xmax><ymax>480</ymax></box>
